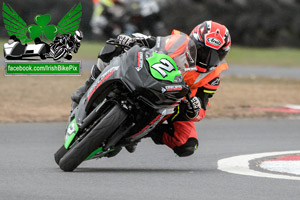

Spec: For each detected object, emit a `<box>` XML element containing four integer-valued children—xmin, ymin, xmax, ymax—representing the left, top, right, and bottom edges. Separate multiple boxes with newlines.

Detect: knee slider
<box><xmin>173</xmin><ymin>138</ymin><xmax>198</xmax><ymax>157</ymax></box>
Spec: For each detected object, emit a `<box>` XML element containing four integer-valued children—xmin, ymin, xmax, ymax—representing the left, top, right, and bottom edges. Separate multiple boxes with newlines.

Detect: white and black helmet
<box><xmin>74</xmin><ymin>30</ymin><xmax>83</xmax><ymax>42</ymax></box>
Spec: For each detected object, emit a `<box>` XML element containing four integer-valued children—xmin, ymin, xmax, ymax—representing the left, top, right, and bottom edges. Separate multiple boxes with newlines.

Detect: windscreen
<box><xmin>153</xmin><ymin>32</ymin><xmax>197</xmax><ymax>73</ymax></box>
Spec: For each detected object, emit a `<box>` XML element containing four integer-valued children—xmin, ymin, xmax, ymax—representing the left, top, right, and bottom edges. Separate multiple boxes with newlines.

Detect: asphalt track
<box><xmin>1</xmin><ymin>118</ymin><xmax>300</xmax><ymax>200</ymax></box>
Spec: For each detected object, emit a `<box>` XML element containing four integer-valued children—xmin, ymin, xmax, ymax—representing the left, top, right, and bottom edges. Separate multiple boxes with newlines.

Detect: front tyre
<box><xmin>58</xmin><ymin>104</ymin><xmax>127</xmax><ymax>172</ymax></box>
<box><xmin>54</xmin><ymin>145</ymin><xmax>68</xmax><ymax>165</ymax></box>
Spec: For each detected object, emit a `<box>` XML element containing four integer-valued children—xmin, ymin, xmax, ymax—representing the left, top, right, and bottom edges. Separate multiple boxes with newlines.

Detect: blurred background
<box><xmin>1</xmin><ymin>0</ymin><xmax>300</xmax><ymax>47</ymax></box>
<box><xmin>1</xmin><ymin>0</ymin><xmax>300</xmax><ymax>122</ymax></box>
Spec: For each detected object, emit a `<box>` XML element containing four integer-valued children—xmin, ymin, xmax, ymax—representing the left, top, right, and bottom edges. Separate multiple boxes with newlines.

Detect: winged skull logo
<box><xmin>2</xmin><ymin>2</ymin><xmax>82</xmax><ymax>43</ymax></box>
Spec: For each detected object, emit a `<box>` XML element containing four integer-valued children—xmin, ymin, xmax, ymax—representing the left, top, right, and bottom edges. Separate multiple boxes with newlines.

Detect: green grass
<box><xmin>1</xmin><ymin>38</ymin><xmax>299</xmax><ymax>67</ymax></box>
<box><xmin>227</xmin><ymin>46</ymin><xmax>300</xmax><ymax>67</ymax></box>
<box><xmin>73</xmin><ymin>41</ymin><xmax>104</xmax><ymax>60</ymax></box>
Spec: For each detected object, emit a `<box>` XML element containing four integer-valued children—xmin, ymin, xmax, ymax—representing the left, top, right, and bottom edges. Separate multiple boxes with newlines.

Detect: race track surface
<box><xmin>1</xmin><ymin>119</ymin><xmax>300</xmax><ymax>200</ymax></box>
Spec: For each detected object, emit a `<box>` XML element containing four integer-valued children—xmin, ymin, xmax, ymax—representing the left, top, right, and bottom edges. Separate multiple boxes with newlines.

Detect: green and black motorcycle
<box><xmin>54</xmin><ymin>32</ymin><xmax>197</xmax><ymax>171</ymax></box>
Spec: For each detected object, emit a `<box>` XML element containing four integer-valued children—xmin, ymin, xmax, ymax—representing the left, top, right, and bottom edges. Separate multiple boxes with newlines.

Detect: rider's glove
<box><xmin>117</xmin><ymin>33</ymin><xmax>155</xmax><ymax>48</ymax></box>
<box><xmin>131</xmin><ymin>33</ymin><xmax>154</xmax><ymax>48</ymax></box>
<box><xmin>184</xmin><ymin>97</ymin><xmax>201</xmax><ymax>119</ymax></box>
<box><xmin>117</xmin><ymin>34</ymin><xmax>136</xmax><ymax>47</ymax></box>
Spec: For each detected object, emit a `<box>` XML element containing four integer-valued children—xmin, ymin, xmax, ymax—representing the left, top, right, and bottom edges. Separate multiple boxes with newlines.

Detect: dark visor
<box><xmin>196</xmin><ymin>45</ymin><xmax>220</xmax><ymax>69</ymax></box>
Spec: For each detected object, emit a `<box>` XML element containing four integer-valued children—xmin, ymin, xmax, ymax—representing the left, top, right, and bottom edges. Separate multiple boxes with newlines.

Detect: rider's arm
<box><xmin>118</xmin><ymin>33</ymin><xmax>157</xmax><ymax>48</ymax></box>
<box><xmin>98</xmin><ymin>43</ymin><xmax>124</xmax><ymax>63</ymax></box>
<box><xmin>191</xmin><ymin>76</ymin><xmax>221</xmax><ymax>122</ymax></box>
<box><xmin>131</xmin><ymin>33</ymin><xmax>157</xmax><ymax>48</ymax></box>
<box><xmin>97</xmin><ymin>33</ymin><xmax>157</xmax><ymax>65</ymax></box>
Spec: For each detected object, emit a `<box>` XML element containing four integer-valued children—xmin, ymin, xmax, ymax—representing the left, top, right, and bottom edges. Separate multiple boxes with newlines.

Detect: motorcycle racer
<box><xmin>50</xmin><ymin>30</ymin><xmax>83</xmax><ymax>60</ymax></box>
<box><xmin>71</xmin><ymin>20</ymin><xmax>231</xmax><ymax>157</ymax></box>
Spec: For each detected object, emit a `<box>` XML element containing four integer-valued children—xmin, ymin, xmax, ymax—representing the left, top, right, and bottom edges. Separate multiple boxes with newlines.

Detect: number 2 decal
<box><xmin>151</xmin><ymin>58</ymin><xmax>175</xmax><ymax>78</ymax></box>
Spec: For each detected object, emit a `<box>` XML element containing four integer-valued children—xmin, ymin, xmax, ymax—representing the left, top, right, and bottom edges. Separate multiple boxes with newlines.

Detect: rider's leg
<box><xmin>151</xmin><ymin>121</ymin><xmax>199</xmax><ymax>157</ymax></box>
<box><xmin>71</xmin><ymin>60</ymin><xmax>107</xmax><ymax>104</ymax></box>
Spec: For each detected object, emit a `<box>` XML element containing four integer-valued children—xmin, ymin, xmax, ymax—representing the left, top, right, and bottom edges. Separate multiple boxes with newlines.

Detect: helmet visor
<box><xmin>196</xmin><ymin>45</ymin><xmax>221</xmax><ymax>69</ymax></box>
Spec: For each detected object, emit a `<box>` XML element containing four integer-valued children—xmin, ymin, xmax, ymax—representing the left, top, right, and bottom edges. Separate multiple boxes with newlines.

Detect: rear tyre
<box><xmin>59</xmin><ymin>104</ymin><xmax>127</xmax><ymax>172</ymax></box>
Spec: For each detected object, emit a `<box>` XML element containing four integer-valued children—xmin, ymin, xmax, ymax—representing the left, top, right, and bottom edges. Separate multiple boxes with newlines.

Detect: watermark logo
<box><xmin>2</xmin><ymin>2</ymin><xmax>82</xmax><ymax>43</ymax></box>
<box><xmin>2</xmin><ymin>2</ymin><xmax>83</xmax><ymax>75</ymax></box>
<box><xmin>5</xmin><ymin>61</ymin><xmax>81</xmax><ymax>76</ymax></box>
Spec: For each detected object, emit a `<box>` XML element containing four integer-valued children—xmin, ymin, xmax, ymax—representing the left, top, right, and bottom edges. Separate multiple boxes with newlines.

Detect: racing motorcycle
<box><xmin>48</xmin><ymin>35</ymin><xmax>81</xmax><ymax>60</ymax></box>
<box><xmin>54</xmin><ymin>32</ymin><xmax>197</xmax><ymax>171</ymax></box>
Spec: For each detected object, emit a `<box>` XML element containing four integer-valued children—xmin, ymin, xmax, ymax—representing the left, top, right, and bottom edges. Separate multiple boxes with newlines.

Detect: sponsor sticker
<box><xmin>207</xmin><ymin>37</ymin><xmax>221</xmax><ymax>46</ymax></box>
<box><xmin>161</xmin><ymin>85</ymin><xmax>182</xmax><ymax>93</ymax></box>
<box><xmin>136</xmin><ymin>52</ymin><xmax>144</xmax><ymax>71</ymax></box>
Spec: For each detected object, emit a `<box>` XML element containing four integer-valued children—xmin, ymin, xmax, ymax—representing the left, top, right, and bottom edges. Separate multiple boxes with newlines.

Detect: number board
<box><xmin>146</xmin><ymin>52</ymin><xmax>181</xmax><ymax>82</ymax></box>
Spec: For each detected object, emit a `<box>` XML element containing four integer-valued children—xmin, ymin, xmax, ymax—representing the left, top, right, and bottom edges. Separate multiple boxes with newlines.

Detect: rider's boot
<box><xmin>125</xmin><ymin>139</ymin><xmax>141</xmax><ymax>153</ymax></box>
<box><xmin>71</xmin><ymin>64</ymin><xmax>101</xmax><ymax>104</ymax></box>
<box><xmin>106</xmin><ymin>140</ymin><xmax>140</xmax><ymax>157</ymax></box>
<box><xmin>105</xmin><ymin>147</ymin><xmax>122</xmax><ymax>158</ymax></box>
<box><xmin>105</xmin><ymin>140</ymin><xmax>139</xmax><ymax>157</ymax></box>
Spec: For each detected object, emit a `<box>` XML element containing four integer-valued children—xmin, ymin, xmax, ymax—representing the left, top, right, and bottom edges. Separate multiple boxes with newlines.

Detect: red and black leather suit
<box><xmin>156</xmin><ymin>61</ymin><xmax>228</xmax><ymax>157</ymax></box>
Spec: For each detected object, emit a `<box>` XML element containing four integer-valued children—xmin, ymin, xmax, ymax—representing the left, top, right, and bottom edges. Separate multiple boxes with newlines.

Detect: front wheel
<box><xmin>58</xmin><ymin>104</ymin><xmax>127</xmax><ymax>172</ymax></box>
<box><xmin>54</xmin><ymin>145</ymin><xmax>68</xmax><ymax>165</ymax></box>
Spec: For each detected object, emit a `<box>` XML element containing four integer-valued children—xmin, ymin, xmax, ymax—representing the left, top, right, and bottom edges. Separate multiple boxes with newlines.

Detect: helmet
<box><xmin>190</xmin><ymin>20</ymin><xmax>231</xmax><ymax>72</ymax></box>
<box><xmin>74</xmin><ymin>30</ymin><xmax>83</xmax><ymax>42</ymax></box>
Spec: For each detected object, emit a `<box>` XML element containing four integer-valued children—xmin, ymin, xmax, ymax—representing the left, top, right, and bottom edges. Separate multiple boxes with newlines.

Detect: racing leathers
<box><xmin>71</xmin><ymin>32</ymin><xmax>228</xmax><ymax>157</ymax></box>
<box><xmin>155</xmin><ymin>61</ymin><xmax>228</xmax><ymax>157</ymax></box>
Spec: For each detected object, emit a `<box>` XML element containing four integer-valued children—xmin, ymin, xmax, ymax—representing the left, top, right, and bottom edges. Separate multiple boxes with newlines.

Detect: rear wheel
<box><xmin>59</xmin><ymin>104</ymin><xmax>127</xmax><ymax>172</ymax></box>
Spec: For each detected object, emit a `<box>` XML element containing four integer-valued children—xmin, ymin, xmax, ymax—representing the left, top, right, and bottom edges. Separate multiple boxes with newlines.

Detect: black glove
<box><xmin>117</xmin><ymin>33</ymin><xmax>155</xmax><ymax>48</ymax></box>
<box><xmin>131</xmin><ymin>33</ymin><xmax>155</xmax><ymax>48</ymax></box>
<box><xmin>184</xmin><ymin>97</ymin><xmax>201</xmax><ymax>119</ymax></box>
<box><xmin>117</xmin><ymin>34</ymin><xmax>135</xmax><ymax>47</ymax></box>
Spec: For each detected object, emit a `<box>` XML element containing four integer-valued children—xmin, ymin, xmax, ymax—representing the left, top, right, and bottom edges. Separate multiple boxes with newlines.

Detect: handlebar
<box><xmin>106</xmin><ymin>38</ymin><xmax>131</xmax><ymax>49</ymax></box>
